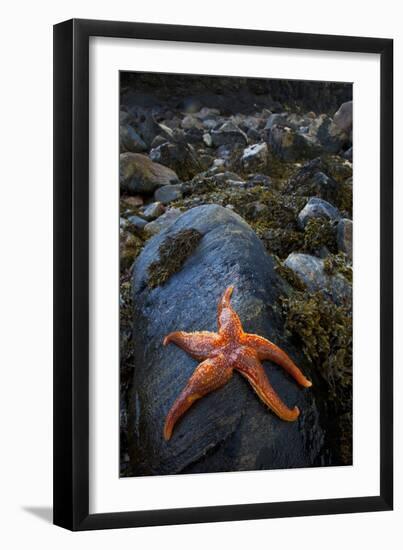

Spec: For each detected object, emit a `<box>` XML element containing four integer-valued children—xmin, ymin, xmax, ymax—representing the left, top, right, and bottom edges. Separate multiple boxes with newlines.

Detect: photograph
<box><xmin>119</xmin><ymin>72</ymin><xmax>353</xmax><ymax>477</ymax></box>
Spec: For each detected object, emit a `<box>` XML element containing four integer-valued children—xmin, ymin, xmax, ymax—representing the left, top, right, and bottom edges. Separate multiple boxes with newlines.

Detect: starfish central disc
<box><xmin>162</xmin><ymin>286</ymin><xmax>312</xmax><ymax>441</ymax></box>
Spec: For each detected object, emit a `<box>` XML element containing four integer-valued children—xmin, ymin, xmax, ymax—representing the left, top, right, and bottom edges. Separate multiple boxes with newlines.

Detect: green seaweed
<box><xmin>303</xmin><ymin>217</ymin><xmax>338</xmax><ymax>254</ymax></box>
<box><xmin>274</xmin><ymin>260</ymin><xmax>307</xmax><ymax>291</ymax></box>
<box><xmin>148</xmin><ymin>228</ymin><xmax>203</xmax><ymax>288</ymax></box>
<box><xmin>120</xmin><ymin>232</ymin><xmax>144</xmax><ymax>273</ymax></box>
<box><xmin>280</xmin><ymin>290</ymin><xmax>352</xmax><ymax>464</ymax></box>
<box><xmin>323</xmin><ymin>252</ymin><xmax>353</xmax><ymax>282</ymax></box>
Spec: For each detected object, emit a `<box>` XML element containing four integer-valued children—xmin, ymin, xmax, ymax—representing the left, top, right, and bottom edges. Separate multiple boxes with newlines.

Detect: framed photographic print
<box><xmin>53</xmin><ymin>19</ymin><xmax>393</xmax><ymax>530</ymax></box>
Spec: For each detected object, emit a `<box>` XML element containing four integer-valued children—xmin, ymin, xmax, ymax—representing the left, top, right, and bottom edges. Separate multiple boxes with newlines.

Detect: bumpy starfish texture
<box><xmin>163</xmin><ymin>286</ymin><xmax>312</xmax><ymax>441</ymax></box>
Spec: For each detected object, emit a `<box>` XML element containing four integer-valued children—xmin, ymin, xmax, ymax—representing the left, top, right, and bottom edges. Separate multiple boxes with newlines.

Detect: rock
<box><xmin>129</xmin><ymin>205</ymin><xmax>324</xmax><ymax>475</ymax></box>
<box><xmin>284</xmin><ymin>252</ymin><xmax>351</xmax><ymax>306</ymax></box>
<box><xmin>120</xmin><ymin>124</ymin><xmax>147</xmax><ymax>153</ymax></box>
<box><xmin>203</xmin><ymin>133</ymin><xmax>213</xmax><ymax>147</ymax></box>
<box><xmin>181</xmin><ymin>115</ymin><xmax>204</xmax><ymax>130</ymax></box>
<box><xmin>244</xmin><ymin>201</ymin><xmax>269</xmax><ymax>219</ymax></box>
<box><xmin>333</xmin><ymin>101</ymin><xmax>353</xmax><ymax>134</ymax></box>
<box><xmin>285</xmin><ymin>157</ymin><xmax>352</xmax><ymax>211</ymax></box>
<box><xmin>195</xmin><ymin>107</ymin><xmax>221</xmax><ymax>120</ymax></box>
<box><xmin>154</xmin><ymin>184</ymin><xmax>183</xmax><ymax>204</ymax></box>
<box><xmin>239</xmin><ymin>115</ymin><xmax>265</xmax><ymax>133</ymax></box>
<box><xmin>309</xmin><ymin>114</ymin><xmax>350</xmax><ymax>154</ymax></box>
<box><xmin>241</xmin><ymin>142</ymin><xmax>269</xmax><ymax>172</ymax></box>
<box><xmin>150</xmin><ymin>135</ymin><xmax>168</xmax><ymax>149</ymax></box>
<box><xmin>141</xmin><ymin>201</ymin><xmax>165</xmax><ymax>221</ymax></box>
<box><xmin>211</xmin><ymin>121</ymin><xmax>248</xmax><ymax>147</ymax></box>
<box><xmin>264</xmin><ymin>113</ymin><xmax>288</xmax><ymax>130</ymax></box>
<box><xmin>127</xmin><ymin>215</ymin><xmax>147</xmax><ymax>230</ymax></box>
<box><xmin>343</xmin><ymin>147</ymin><xmax>353</xmax><ymax>162</ymax></box>
<box><xmin>120</xmin><ymin>217</ymin><xmax>129</xmax><ymax>229</ymax></box>
<box><xmin>203</xmin><ymin>118</ymin><xmax>222</xmax><ymax>130</ymax></box>
<box><xmin>143</xmin><ymin>207</ymin><xmax>182</xmax><ymax>236</ymax></box>
<box><xmin>337</xmin><ymin>219</ymin><xmax>353</xmax><ymax>261</ymax></box>
<box><xmin>268</xmin><ymin>125</ymin><xmax>321</xmax><ymax>161</ymax></box>
<box><xmin>122</xmin><ymin>195</ymin><xmax>144</xmax><ymax>208</ymax></box>
<box><xmin>124</xmin><ymin>105</ymin><xmax>160</xmax><ymax>147</ymax></box>
<box><xmin>120</xmin><ymin>153</ymin><xmax>179</xmax><ymax>194</ymax></box>
<box><xmin>149</xmin><ymin>142</ymin><xmax>202</xmax><ymax>181</ymax></box>
<box><xmin>247</xmin><ymin>174</ymin><xmax>273</xmax><ymax>187</ymax></box>
<box><xmin>298</xmin><ymin>197</ymin><xmax>341</xmax><ymax>228</ymax></box>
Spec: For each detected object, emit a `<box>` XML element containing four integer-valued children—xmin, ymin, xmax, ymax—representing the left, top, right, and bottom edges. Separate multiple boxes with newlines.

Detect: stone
<box><xmin>247</xmin><ymin>174</ymin><xmax>273</xmax><ymax>187</ymax></box>
<box><xmin>181</xmin><ymin>115</ymin><xmax>204</xmax><ymax>130</ymax></box>
<box><xmin>120</xmin><ymin>124</ymin><xmax>147</xmax><ymax>153</ymax></box>
<box><xmin>337</xmin><ymin>219</ymin><xmax>353</xmax><ymax>261</ymax></box>
<box><xmin>343</xmin><ymin>147</ymin><xmax>353</xmax><ymax>162</ymax></box>
<box><xmin>143</xmin><ymin>208</ymin><xmax>182</xmax><ymax>236</ymax></box>
<box><xmin>154</xmin><ymin>184</ymin><xmax>183</xmax><ymax>205</ymax></box>
<box><xmin>241</xmin><ymin>142</ymin><xmax>269</xmax><ymax>172</ymax></box>
<box><xmin>128</xmin><ymin>205</ymin><xmax>325</xmax><ymax>475</ymax></box>
<box><xmin>141</xmin><ymin>201</ymin><xmax>165</xmax><ymax>221</ymax></box>
<box><xmin>211</xmin><ymin>121</ymin><xmax>248</xmax><ymax>147</ymax></box>
<box><xmin>333</xmin><ymin>101</ymin><xmax>353</xmax><ymax>134</ymax></box>
<box><xmin>195</xmin><ymin>107</ymin><xmax>221</xmax><ymax>120</ymax></box>
<box><xmin>298</xmin><ymin>197</ymin><xmax>341</xmax><ymax>228</ymax></box>
<box><xmin>122</xmin><ymin>195</ymin><xmax>144</xmax><ymax>208</ymax></box>
<box><xmin>309</xmin><ymin>114</ymin><xmax>350</xmax><ymax>154</ymax></box>
<box><xmin>264</xmin><ymin>113</ymin><xmax>288</xmax><ymax>130</ymax></box>
<box><xmin>149</xmin><ymin>142</ymin><xmax>202</xmax><ymax>181</ymax></box>
<box><xmin>268</xmin><ymin>125</ymin><xmax>321</xmax><ymax>161</ymax></box>
<box><xmin>284</xmin><ymin>252</ymin><xmax>351</xmax><ymax>306</ymax></box>
<box><xmin>203</xmin><ymin>133</ymin><xmax>213</xmax><ymax>147</ymax></box>
<box><xmin>120</xmin><ymin>153</ymin><xmax>179</xmax><ymax>194</ymax></box>
<box><xmin>127</xmin><ymin>215</ymin><xmax>147</xmax><ymax>230</ymax></box>
<box><xmin>124</xmin><ymin>105</ymin><xmax>160</xmax><ymax>147</ymax></box>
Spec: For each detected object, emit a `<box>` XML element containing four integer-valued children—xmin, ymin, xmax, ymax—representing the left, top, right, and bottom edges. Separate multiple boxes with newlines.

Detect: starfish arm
<box><xmin>164</xmin><ymin>354</ymin><xmax>232</xmax><ymax>441</ymax></box>
<box><xmin>163</xmin><ymin>330</ymin><xmax>221</xmax><ymax>361</ymax></box>
<box><xmin>243</xmin><ymin>333</ymin><xmax>312</xmax><ymax>388</ymax></box>
<box><xmin>235</xmin><ymin>349</ymin><xmax>300</xmax><ymax>422</ymax></box>
<box><xmin>217</xmin><ymin>286</ymin><xmax>243</xmax><ymax>339</ymax></box>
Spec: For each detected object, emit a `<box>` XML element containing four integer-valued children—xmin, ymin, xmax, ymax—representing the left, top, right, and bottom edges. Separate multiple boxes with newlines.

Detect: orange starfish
<box><xmin>163</xmin><ymin>286</ymin><xmax>312</xmax><ymax>441</ymax></box>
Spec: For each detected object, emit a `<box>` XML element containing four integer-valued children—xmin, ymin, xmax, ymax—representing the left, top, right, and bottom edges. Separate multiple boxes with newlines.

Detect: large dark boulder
<box><xmin>128</xmin><ymin>204</ymin><xmax>326</xmax><ymax>475</ymax></box>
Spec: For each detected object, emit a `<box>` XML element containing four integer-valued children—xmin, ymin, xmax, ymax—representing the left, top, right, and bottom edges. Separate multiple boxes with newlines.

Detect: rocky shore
<box><xmin>119</xmin><ymin>74</ymin><xmax>353</xmax><ymax>476</ymax></box>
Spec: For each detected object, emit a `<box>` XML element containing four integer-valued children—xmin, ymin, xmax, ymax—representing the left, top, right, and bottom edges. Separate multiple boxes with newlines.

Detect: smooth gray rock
<box><xmin>284</xmin><ymin>252</ymin><xmax>351</xmax><ymax>306</ymax></box>
<box><xmin>120</xmin><ymin>153</ymin><xmax>179</xmax><ymax>194</ymax></box>
<box><xmin>143</xmin><ymin>208</ymin><xmax>182</xmax><ymax>237</ymax></box>
<box><xmin>128</xmin><ymin>205</ymin><xmax>325</xmax><ymax>476</ymax></box>
<box><xmin>127</xmin><ymin>215</ymin><xmax>147</xmax><ymax>230</ymax></box>
<box><xmin>298</xmin><ymin>197</ymin><xmax>341</xmax><ymax>228</ymax></box>
<box><xmin>154</xmin><ymin>184</ymin><xmax>183</xmax><ymax>205</ymax></box>
<box><xmin>333</xmin><ymin>101</ymin><xmax>353</xmax><ymax>134</ymax></box>
<box><xmin>337</xmin><ymin>219</ymin><xmax>353</xmax><ymax>261</ymax></box>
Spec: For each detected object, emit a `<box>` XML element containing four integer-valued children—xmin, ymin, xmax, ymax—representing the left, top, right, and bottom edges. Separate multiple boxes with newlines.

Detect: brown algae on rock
<box><xmin>147</xmin><ymin>228</ymin><xmax>203</xmax><ymax>288</ymax></box>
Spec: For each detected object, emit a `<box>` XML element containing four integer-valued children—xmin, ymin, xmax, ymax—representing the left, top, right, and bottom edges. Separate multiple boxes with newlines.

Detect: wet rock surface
<box><xmin>128</xmin><ymin>205</ymin><xmax>325</xmax><ymax>475</ymax></box>
<box><xmin>120</xmin><ymin>153</ymin><xmax>179</xmax><ymax>194</ymax></box>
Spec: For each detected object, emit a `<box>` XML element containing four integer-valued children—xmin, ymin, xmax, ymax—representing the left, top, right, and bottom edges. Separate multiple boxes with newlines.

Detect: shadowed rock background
<box><xmin>119</xmin><ymin>73</ymin><xmax>353</xmax><ymax>477</ymax></box>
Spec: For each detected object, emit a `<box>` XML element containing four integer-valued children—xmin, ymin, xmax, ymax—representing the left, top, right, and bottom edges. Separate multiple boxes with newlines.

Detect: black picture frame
<box><xmin>53</xmin><ymin>18</ymin><xmax>393</xmax><ymax>531</ymax></box>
